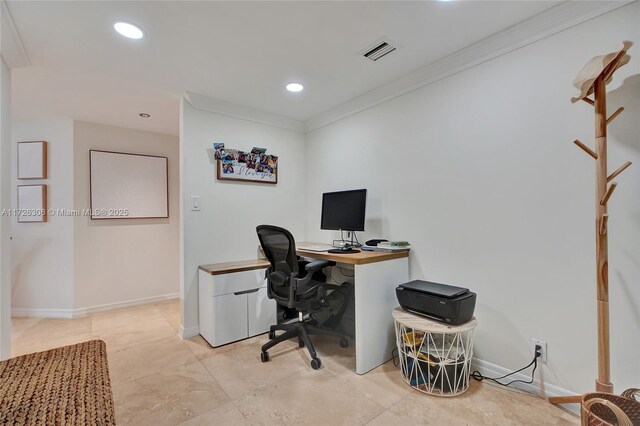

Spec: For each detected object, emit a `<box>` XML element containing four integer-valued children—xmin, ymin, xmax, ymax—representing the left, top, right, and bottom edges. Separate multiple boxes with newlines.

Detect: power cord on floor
<box><xmin>471</xmin><ymin>345</ymin><xmax>542</xmax><ymax>387</ymax></box>
<box><xmin>391</xmin><ymin>347</ymin><xmax>399</xmax><ymax>367</ymax></box>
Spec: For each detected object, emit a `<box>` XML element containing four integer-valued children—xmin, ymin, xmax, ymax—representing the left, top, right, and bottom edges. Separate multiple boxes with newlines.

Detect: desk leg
<box><xmin>354</xmin><ymin>258</ymin><xmax>409</xmax><ymax>375</ymax></box>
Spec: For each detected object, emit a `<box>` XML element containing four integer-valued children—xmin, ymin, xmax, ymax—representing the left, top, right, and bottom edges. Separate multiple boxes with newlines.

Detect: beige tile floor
<box><xmin>11</xmin><ymin>300</ymin><xmax>578</xmax><ymax>425</ymax></box>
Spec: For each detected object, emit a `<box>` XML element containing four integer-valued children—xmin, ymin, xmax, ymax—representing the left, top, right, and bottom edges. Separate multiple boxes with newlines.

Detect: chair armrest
<box><xmin>305</xmin><ymin>260</ymin><xmax>334</xmax><ymax>274</ymax></box>
<box><xmin>296</xmin><ymin>260</ymin><xmax>335</xmax><ymax>287</ymax></box>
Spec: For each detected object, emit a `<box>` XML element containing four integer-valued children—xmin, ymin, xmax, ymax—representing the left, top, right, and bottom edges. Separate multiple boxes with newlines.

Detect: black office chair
<box><xmin>256</xmin><ymin>225</ymin><xmax>350</xmax><ymax>370</ymax></box>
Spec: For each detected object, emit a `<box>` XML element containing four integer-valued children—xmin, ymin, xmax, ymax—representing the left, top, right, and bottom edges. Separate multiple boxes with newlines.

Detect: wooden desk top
<box><xmin>199</xmin><ymin>243</ymin><xmax>409</xmax><ymax>274</ymax></box>
<box><xmin>296</xmin><ymin>242</ymin><xmax>409</xmax><ymax>265</ymax></box>
<box><xmin>199</xmin><ymin>259</ymin><xmax>269</xmax><ymax>275</ymax></box>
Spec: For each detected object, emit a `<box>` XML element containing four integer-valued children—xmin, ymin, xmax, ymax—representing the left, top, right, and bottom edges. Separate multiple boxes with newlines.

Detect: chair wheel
<box><xmin>298</xmin><ymin>339</ymin><xmax>305</xmax><ymax>348</ymax></box>
<box><xmin>261</xmin><ymin>351</ymin><xmax>269</xmax><ymax>362</ymax></box>
<box><xmin>268</xmin><ymin>330</ymin><xmax>276</xmax><ymax>339</ymax></box>
<box><xmin>340</xmin><ymin>337</ymin><xmax>349</xmax><ymax>348</ymax></box>
<box><xmin>310</xmin><ymin>358</ymin><xmax>322</xmax><ymax>370</ymax></box>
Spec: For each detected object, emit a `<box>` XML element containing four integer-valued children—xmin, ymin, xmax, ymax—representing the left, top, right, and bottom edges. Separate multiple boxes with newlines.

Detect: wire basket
<box><xmin>393</xmin><ymin>308</ymin><xmax>477</xmax><ymax>396</ymax></box>
<box><xmin>581</xmin><ymin>392</ymin><xmax>640</xmax><ymax>426</ymax></box>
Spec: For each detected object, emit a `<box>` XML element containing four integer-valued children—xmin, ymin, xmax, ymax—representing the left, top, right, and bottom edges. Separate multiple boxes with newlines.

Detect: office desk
<box><xmin>297</xmin><ymin>243</ymin><xmax>409</xmax><ymax>375</ymax></box>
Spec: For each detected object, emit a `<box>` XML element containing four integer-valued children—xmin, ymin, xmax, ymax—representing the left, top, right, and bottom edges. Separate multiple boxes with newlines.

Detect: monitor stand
<box><xmin>328</xmin><ymin>248</ymin><xmax>361</xmax><ymax>254</ymax></box>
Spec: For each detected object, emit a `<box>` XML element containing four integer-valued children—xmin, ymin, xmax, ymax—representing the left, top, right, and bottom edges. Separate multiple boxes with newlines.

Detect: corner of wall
<box><xmin>178</xmin><ymin>95</ymin><xmax>187</xmax><ymax>332</ymax></box>
<box><xmin>0</xmin><ymin>57</ymin><xmax>12</xmax><ymax>359</ymax></box>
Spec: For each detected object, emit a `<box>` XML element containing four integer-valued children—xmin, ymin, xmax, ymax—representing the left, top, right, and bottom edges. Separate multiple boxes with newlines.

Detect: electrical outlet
<box><xmin>531</xmin><ymin>338</ymin><xmax>547</xmax><ymax>363</ymax></box>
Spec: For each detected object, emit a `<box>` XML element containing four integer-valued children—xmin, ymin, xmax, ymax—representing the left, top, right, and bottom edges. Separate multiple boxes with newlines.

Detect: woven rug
<box><xmin>0</xmin><ymin>340</ymin><xmax>116</xmax><ymax>425</ymax></box>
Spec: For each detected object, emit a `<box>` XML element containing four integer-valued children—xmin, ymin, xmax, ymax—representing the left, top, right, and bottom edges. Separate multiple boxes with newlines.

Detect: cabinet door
<box><xmin>211</xmin><ymin>293</ymin><xmax>248</xmax><ymax>346</ymax></box>
<box><xmin>248</xmin><ymin>287</ymin><xmax>277</xmax><ymax>337</ymax></box>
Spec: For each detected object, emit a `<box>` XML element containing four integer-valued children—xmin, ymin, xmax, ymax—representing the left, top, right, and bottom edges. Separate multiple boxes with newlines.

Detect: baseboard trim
<box><xmin>471</xmin><ymin>358</ymin><xmax>580</xmax><ymax>415</ymax></box>
<box><xmin>73</xmin><ymin>293</ymin><xmax>180</xmax><ymax>317</ymax></box>
<box><xmin>180</xmin><ymin>325</ymin><xmax>199</xmax><ymax>339</ymax></box>
<box><xmin>12</xmin><ymin>293</ymin><xmax>180</xmax><ymax>319</ymax></box>
<box><xmin>11</xmin><ymin>307</ymin><xmax>75</xmax><ymax>319</ymax></box>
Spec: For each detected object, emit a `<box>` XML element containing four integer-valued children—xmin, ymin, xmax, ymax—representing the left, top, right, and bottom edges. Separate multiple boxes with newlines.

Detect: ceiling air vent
<box><xmin>362</xmin><ymin>39</ymin><xmax>397</xmax><ymax>61</ymax></box>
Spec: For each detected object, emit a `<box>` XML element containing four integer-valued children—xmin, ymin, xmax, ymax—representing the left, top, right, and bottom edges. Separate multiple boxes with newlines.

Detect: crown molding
<box><xmin>184</xmin><ymin>91</ymin><xmax>305</xmax><ymax>133</ymax></box>
<box><xmin>304</xmin><ymin>0</ymin><xmax>634</xmax><ymax>133</ymax></box>
<box><xmin>1</xmin><ymin>0</ymin><xmax>31</xmax><ymax>69</ymax></box>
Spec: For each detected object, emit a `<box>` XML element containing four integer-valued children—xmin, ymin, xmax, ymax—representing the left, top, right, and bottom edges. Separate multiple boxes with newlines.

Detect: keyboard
<box><xmin>298</xmin><ymin>245</ymin><xmax>330</xmax><ymax>252</ymax></box>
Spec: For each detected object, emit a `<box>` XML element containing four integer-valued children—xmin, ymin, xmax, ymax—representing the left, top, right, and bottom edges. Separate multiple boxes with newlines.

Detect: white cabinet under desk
<box><xmin>198</xmin><ymin>259</ymin><xmax>277</xmax><ymax>347</ymax></box>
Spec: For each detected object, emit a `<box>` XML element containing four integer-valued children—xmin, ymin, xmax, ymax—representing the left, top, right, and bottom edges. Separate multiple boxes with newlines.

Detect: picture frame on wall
<box><xmin>17</xmin><ymin>184</ymin><xmax>48</xmax><ymax>223</ymax></box>
<box><xmin>213</xmin><ymin>143</ymin><xmax>278</xmax><ymax>184</ymax></box>
<box><xmin>18</xmin><ymin>141</ymin><xmax>48</xmax><ymax>180</ymax></box>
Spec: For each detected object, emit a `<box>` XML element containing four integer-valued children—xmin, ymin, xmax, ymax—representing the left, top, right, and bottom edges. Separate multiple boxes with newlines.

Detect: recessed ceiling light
<box><xmin>286</xmin><ymin>83</ymin><xmax>304</xmax><ymax>93</ymax></box>
<box><xmin>114</xmin><ymin>22</ymin><xmax>144</xmax><ymax>40</ymax></box>
<box><xmin>139</xmin><ymin>113</ymin><xmax>151</xmax><ymax>118</ymax></box>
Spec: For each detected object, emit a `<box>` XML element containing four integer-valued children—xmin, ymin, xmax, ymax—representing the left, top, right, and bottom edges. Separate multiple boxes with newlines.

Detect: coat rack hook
<box><xmin>574</xmin><ymin>139</ymin><xmax>598</xmax><ymax>159</ymax></box>
<box><xmin>607</xmin><ymin>161</ymin><xmax>632</xmax><ymax>182</ymax></box>
<box><xmin>580</xmin><ymin>97</ymin><xmax>595</xmax><ymax>106</ymax></box>
<box><xmin>599</xmin><ymin>214</ymin><xmax>609</xmax><ymax>236</ymax></box>
<box><xmin>600</xmin><ymin>182</ymin><xmax>618</xmax><ymax>206</ymax></box>
<box><xmin>606</xmin><ymin>107</ymin><xmax>624</xmax><ymax>125</ymax></box>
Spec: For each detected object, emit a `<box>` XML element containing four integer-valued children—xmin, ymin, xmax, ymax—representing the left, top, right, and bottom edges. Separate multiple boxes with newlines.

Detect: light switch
<box><xmin>191</xmin><ymin>196</ymin><xmax>201</xmax><ymax>211</ymax></box>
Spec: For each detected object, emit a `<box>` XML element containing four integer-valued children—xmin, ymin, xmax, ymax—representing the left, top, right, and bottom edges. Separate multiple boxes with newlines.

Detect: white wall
<box><xmin>180</xmin><ymin>101</ymin><xmax>307</xmax><ymax>335</ymax></box>
<box><xmin>73</xmin><ymin>121</ymin><xmax>179</xmax><ymax>309</ymax></box>
<box><xmin>0</xmin><ymin>58</ymin><xmax>12</xmax><ymax>359</ymax></box>
<box><xmin>11</xmin><ymin>119</ymin><xmax>75</xmax><ymax>315</ymax></box>
<box><xmin>305</xmin><ymin>4</ymin><xmax>640</xmax><ymax>393</ymax></box>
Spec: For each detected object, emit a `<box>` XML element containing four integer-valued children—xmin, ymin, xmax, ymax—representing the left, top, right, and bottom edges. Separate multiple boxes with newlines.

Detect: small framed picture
<box><xmin>18</xmin><ymin>141</ymin><xmax>48</xmax><ymax>179</ymax></box>
<box><xmin>17</xmin><ymin>184</ymin><xmax>48</xmax><ymax>223</ymax></box>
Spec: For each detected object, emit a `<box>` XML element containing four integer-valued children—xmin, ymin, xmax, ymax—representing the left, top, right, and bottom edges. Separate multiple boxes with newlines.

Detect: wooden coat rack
<box><xmin>550</xmin><ymin>40</ymin><xmax>633</xmax><ymax>405</ymax></box>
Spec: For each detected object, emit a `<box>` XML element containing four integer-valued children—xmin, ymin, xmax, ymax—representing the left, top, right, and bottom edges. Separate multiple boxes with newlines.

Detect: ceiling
<box><xmin>7</xmin><ymin>1</ymin><xmax>564</xmax><ymax>136</ymax></box>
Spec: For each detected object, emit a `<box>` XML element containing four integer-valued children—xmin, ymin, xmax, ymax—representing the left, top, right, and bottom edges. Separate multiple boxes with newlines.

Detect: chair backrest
<box><xmin>256</xmin><ymin>225</ymin><xmax>298</xmax><ymax>274</ymax></box>
<box><xmin>256</xmin><ymin>225</ymin><xmax>299</xmax><ymax>306</ymax></box>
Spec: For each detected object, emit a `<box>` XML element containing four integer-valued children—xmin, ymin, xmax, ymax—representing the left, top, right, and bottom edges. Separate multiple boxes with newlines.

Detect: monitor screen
<box><xmin>321</xmin><ymin>189</ymin><xmax>367</xmax><ymax>231</ymax></box>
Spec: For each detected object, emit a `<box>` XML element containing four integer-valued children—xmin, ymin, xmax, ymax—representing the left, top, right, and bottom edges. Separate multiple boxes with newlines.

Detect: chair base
<box><xmin>260</xmin><ymin>319</ymin><xmax>348</xmax><ymax>370</ymax></box>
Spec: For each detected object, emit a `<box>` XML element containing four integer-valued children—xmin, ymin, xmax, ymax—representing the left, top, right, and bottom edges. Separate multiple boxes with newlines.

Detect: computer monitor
<box><xmin>321</xmin><ymin>189</ymin><xmax>367</xmax><ymax>232</ymax></box>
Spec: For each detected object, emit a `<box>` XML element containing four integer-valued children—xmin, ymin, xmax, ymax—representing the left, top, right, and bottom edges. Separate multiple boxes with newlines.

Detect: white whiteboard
<box><xmin>90</xmin><ymin>150</ymin><xmax>168</xmax><ymax>219</ymax></box>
